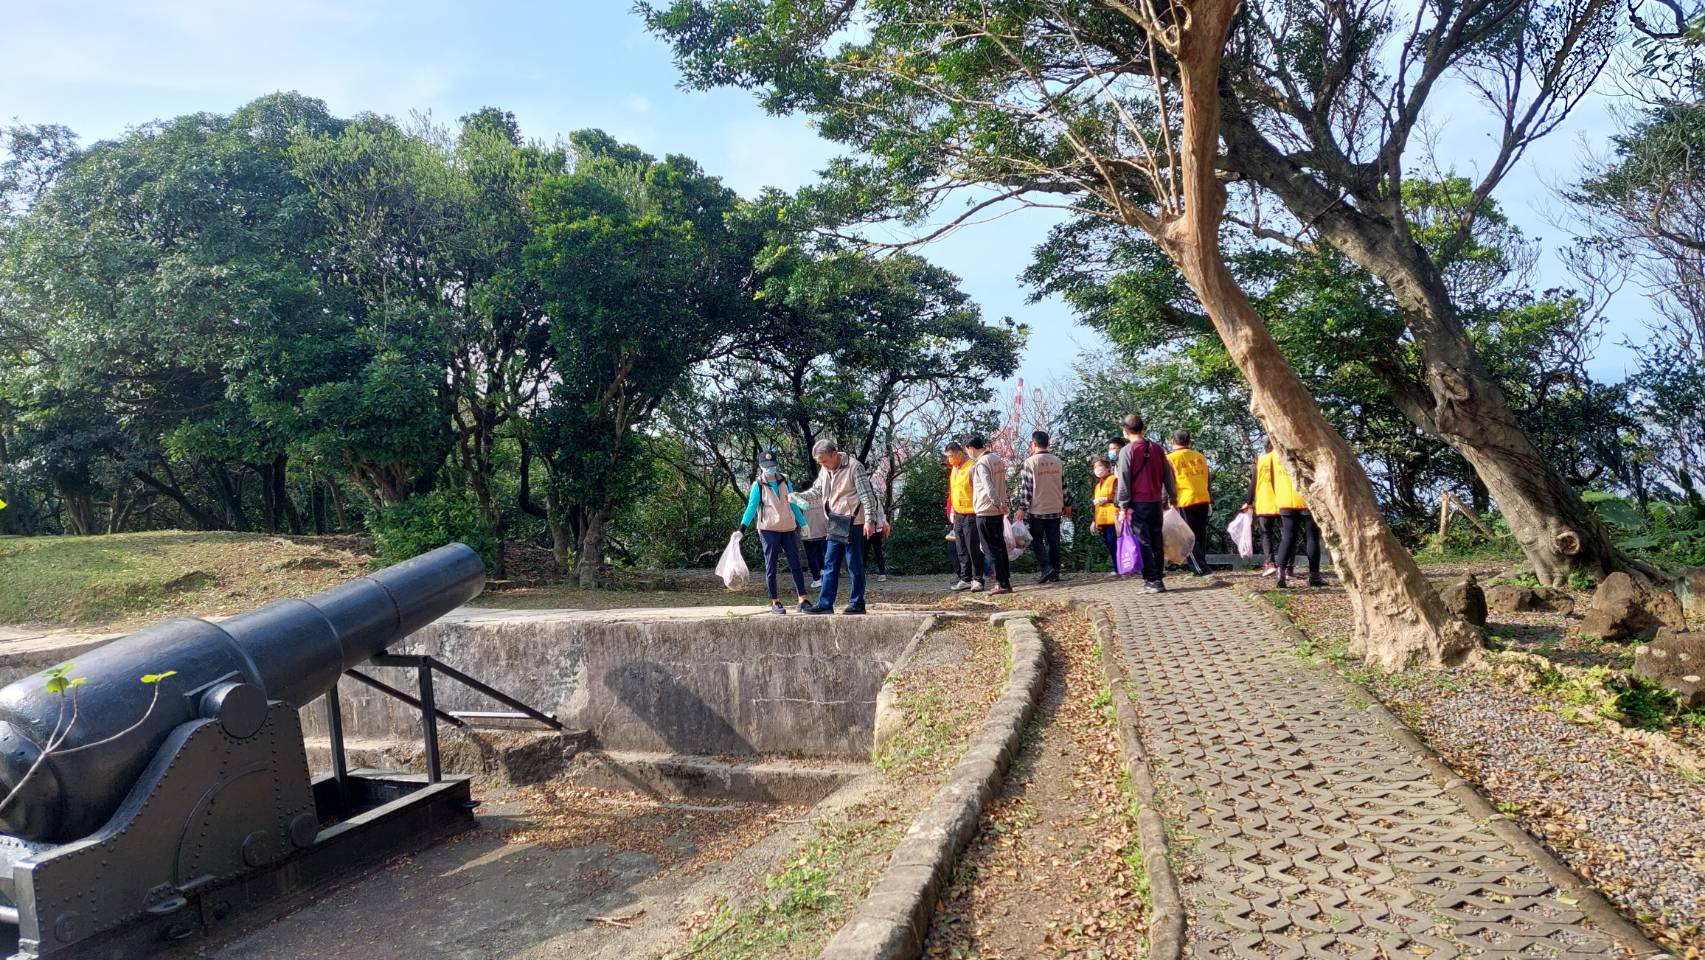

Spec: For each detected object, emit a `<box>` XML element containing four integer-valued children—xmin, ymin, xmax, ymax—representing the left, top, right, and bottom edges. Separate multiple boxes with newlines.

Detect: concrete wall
<box><xmin>302</xmin><ymin>609</ymin><xmax>925</xmax><ymax>760</ymax></box>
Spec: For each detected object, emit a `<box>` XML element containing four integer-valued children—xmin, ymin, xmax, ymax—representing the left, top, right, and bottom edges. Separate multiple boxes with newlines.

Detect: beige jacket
<box><xmin>802</xmin><ymin>454</ymin><xmax>880</xmax><ymax>521</ymax></box>
<box><xmin>971</xmin><ymin>452</ymin><xmax>1008</xmax><ymax>517</ymax></box>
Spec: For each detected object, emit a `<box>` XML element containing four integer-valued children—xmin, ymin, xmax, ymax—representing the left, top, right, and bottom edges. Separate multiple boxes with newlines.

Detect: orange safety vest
<box><xmin>1271</xmin><ymin>455</ymin><xmax>1308</xmax><ymax>511</ymax></box>
<box><xmin>1093</xmin><ymin>474</ymin><xmax>1118</xmax><ymax>527</ymax></box>
<box><xmin>1168</xmin><ymin>448</ymin><xmax>1211</xmax><ymax>508</ymax></box>
<box><xmin>949</xmin><ymin>460</ymin><xmax>975</xmax><ymax>514</ymax></box>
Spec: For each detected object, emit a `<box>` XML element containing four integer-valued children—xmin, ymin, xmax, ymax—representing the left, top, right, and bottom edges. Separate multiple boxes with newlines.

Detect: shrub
<box><xmin>367</xmin><ymin>489</ymin><xmax>498</xmax><ymax>570</ymax></box>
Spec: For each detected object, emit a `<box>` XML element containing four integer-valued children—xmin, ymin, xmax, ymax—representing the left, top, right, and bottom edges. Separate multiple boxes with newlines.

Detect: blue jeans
<box><xmin>816</xmin><ymin>524</ymin><xmax>866</xmax><ymax>611</ymax></box>
<box><xmin>760</xmin><ymin>529</ymin><xmax>806</xmax><ymax>600</ymax></box>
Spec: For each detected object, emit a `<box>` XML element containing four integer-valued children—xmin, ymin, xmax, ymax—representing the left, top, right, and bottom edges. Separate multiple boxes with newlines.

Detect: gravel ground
<box><xmin>1234</xmin><ymin>567</ymin><xmax>1705</xmax><ymax>956</ymax></box>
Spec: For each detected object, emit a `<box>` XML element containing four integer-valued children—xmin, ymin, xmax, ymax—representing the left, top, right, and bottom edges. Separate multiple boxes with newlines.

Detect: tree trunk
<box><xmin>273</xmin><ymin>456</ymin><xmax>304</xmax><ymax>535</ymax></box>
<box><xmin>60</xmin><ymin>489</ymin><xmax>95</xmax><ymax>536</ymax></box>
<box><xmin>1160</xmin><ymin>0</ymin><xmax>1479</xmax><ymax>669</ymax></box>
<box><xmin>544</xmin><ymin>485</ymin><xmax>573</xmax><ymax>574</ymax></box>
<box><xmin>133</xmin><ymin>469</ymin><xmax>224</xmax><ymax>531</ymax></box>
<box><xmin>576</xmin><ymin>505</ymin><xmax>613</xmax><ymax>589</ymax></box>
<box><xmin>1217</xmin><ymin>108</ymin><xmax>1629</xmax><ymax>587</ymax></box>
<box><xmin>213</xmin><ymin>465</ymin><xmax>250</xmax><ymax>532</ymax></box>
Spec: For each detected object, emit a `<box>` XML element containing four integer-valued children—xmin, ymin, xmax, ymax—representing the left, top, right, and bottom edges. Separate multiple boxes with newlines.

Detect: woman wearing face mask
<box><xmin>1091</xmin><ymin>454</ymin><xmax>1120</xmax><ymax>576</ymax></box>
<box><xmin>739</xmin><ymin>449</ymin><xmax>812</xmax><ymax>614</ymax></box>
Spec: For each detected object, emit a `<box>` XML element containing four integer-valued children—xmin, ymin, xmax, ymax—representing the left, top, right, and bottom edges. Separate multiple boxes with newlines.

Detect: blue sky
<box><xmin>2</xmin><ymin>0</ymin><xmax>1647</xmax><ymax>398</ymax></box>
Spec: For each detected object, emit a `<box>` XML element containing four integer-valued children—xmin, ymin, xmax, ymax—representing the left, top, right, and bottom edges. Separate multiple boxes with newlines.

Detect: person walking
<box><xmin>1167</xmin><ymin>431</ymin><xmax>1212</xmax><ymax>576</ymax></box>
<box><xmin>738</xmin><ymin>450</ymin><xmax>812</xmax><ymax>614</ymax></box>
<box><xmin>1242</xmin><ymin>440</ymin><xmax>1281</xmax><ymax>576</ymax></box>
<box><xmin>945</xmin><ymin>441</ymin><xmax>982</xmax><ymax>591</ymax></box>
<box><xmin>966</xmin><ymin>435</ymin><xmax>1012</xmax><ymax>595</ymax></box>
<box><xmin>1091</xmin><ymin>455</ymin><xmax>1120</xmax><ymax>577</ymax></box>
<box><xmin>1115</xmin><ymin>414</ymin><xmax>1176</xmax><ymax>594</ymax></box>
<box><xmin>794</xmin><ymin>439</ymin><xmax>881</xmax><ymax>614</ymax></box>
<box><xmin>1270</xmin><ymin>449</ymin><xmax>1325</xmax><ymax>588</ymax></box>
<box><xmin>1013</xmin><ymin>430</ymin><xmax>1073</xmax><ymax>584</ymax></box>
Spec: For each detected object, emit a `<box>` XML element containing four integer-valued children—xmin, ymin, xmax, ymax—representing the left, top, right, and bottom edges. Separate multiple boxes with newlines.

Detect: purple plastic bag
<box><xmin>1115</xmin><ymin>514</ymin><xmax>1142</xmax><ymax>576</ymax></box>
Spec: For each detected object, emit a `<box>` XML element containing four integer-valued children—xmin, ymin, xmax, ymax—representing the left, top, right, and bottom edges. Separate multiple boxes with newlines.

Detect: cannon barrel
<box><xmin>0</xmin><ymin>543</ymin><xmax>484</xmax><ymax>843</ymax></box>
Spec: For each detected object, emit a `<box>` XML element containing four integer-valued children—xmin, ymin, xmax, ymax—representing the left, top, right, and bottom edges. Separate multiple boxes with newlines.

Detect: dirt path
<box><xmin>925</xmin><ymin>608</ymin><xmax>1148</xmax><ymax>959</ymax></box>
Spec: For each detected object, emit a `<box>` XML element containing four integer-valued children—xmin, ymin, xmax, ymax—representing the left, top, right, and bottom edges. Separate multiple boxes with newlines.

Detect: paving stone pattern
<box><xmin>1098</xmin><ymin>581</ymin><xmax>1627</xmax><ymax>959</ymax></box>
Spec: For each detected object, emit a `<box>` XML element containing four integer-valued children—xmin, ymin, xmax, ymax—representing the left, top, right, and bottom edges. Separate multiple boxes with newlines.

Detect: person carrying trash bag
<box><xmin>1091</xmin><ymin>455</ymin><xmax>1122</xmax><ymax>577</ymax></box>
<box><xmin>1166</xmin><ymin>430</ymin><xmax>1212</xmax><ymax>576</ymax></box>
<box><xmin>965</xmin><ymin>434</ymin><xmax>1013</xmax><ymax>595</ymax></box>
<box><xmin>791</xmin><ymin>439</ymin><xmax>881</xmax><ymax>615</ymax></box>
<box><xmin>1115</xmin><ymin>413</ymin><xmax>1177</xmax><ymax>594</ymax></box>
<box><xmin>1013</xmin><ymin>430</ymin><xmax>1073</xmax><ymax>585</ymax></box>
<box><xmin>1243</xmin><ymin>439</ymin><xmax>1283</xmax><ymax>576</ymax></box>
<box><xmin>944</xmin><ymin>441</ymin><xmax>982</xmax><ymax>592</ymax></box>
<box><xmin>1270</xmin><ymin>449</ymin><xmax>1325</xmax><ymax>589</ymax></box>
<box><xmin>737</xmin><ymin>449</ymin><xmax>812</xmax><ymax>614</ymax></box>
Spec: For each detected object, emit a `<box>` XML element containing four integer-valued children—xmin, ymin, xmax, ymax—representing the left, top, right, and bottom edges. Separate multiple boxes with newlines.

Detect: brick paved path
<box><xmin>1091</xmin><ymin>580</ymin><xmax>1631</xmax><ymax>959</ymax></box>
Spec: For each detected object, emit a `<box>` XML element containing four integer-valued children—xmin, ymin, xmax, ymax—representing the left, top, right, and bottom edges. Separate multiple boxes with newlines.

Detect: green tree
<box><xmin>524</xmin><ymin>132</ymin><xmax>763</xmax><ymax>585</ymax></box>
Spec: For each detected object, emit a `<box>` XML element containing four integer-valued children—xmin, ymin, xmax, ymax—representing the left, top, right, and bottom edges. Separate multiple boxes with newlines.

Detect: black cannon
<box><xmin>0</xmin><ymin>544</ymin><xmax>499</xmax><ymax>959</ymax></box>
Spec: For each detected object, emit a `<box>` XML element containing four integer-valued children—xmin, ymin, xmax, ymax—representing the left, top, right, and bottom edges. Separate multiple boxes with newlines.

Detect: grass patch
<box><xmin>676</xmin><ymin>820</ymin><xmax>903</xmax><ymax>959</ymax></box>
<box><xmin>0</xmin><ymin>532</ymin><xmax>372</xmax><ymax>628</ymax></box>
<box><xmin>1532</xmin><ymin>664</ymin><xmax>1687</xmax><ymax>731</ymax></box>
<box><xmin>1264</xmin><ymin>589</ymin><xmax>1290</xmax><ymax>611</ymax></box>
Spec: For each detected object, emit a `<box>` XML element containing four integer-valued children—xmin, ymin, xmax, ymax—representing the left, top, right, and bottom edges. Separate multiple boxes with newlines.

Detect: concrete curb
<box><xmin>818</xmin><ymin>610</ymin><xmax>1049</xmax><ymax>960</ymax></box>
<box><xmin>1081</xmin><ymin>602</ymin><xmax>1187</xmax><ymax>960</ymax></box>
<box><xmin>1235</xmin><ymin>584</ymin><xmax>1671</xmax><ymax>960</ymax></box>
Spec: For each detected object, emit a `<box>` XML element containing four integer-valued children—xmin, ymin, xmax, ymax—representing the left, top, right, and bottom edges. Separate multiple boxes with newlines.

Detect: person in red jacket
<box><xmin>1114</xmin><ymin>413</ymin><xmax>1176</xmax><ymax>594</ymax></box>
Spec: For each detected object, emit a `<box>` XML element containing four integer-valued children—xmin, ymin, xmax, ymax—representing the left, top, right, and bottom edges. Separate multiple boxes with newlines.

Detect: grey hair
<box><xmin>811</xmin><ymin>439</ymin><xmax>839</xmax><ymax>457</ymax></box>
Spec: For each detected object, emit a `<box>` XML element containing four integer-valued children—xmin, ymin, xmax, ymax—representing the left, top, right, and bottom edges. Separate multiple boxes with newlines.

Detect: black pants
<box><xmin>1029</xmin><ymin>516</ymin><xmax>1062</xmax><ymax>578</ymax></box>
<box><xmin>1099</xmin><ymin>524</ymin><xmax>1118</xmax><ymax>567</ymax></box>
<box><xmin>953</xmin><ymin>512</ymin><xmax>982</xmax><ymax>582</ymax></box>
<box><xmin>975</xmin><ymin>514</ymin><xmax>1011</xmax><ymax>588</ymax></box>
<box><xmin>804</xmin><ymin>537</ymin><xmax>826</xmax><ymax>580</ymax></box>
<box><xmin>1129</xmin><ymin>502</ymin><xmax>1165</xmax><ymax>584</ymax></box>
<box><xmin>1257</xmin><ymin>515</ymin><xmax>1280</xmax><ymax>566</ymax></box>
<box><xmin>867</xmin><ymin>531</ymin><xmax>887</xmax><ymax>574</ymax></box>
<box><xmin>760</xmin><ymin>529</ymin><xmax>806</xmax><ymax>600</ymax></box>
<box><xmin>1180</xmin><ymin>502</ymin><xmax>1211</xmax><ymax>574</ymax></box>
<box><xmin>1278</xmin><ymin>508</ymin><xmax>1321</xmax><ymax>577</ymax></box>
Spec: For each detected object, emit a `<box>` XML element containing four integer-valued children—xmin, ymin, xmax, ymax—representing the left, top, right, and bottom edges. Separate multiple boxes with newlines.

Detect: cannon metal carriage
<box><xmin>0</xmin><ymin>543</ymin><xmax>550</xmax><ymax>959</ymax></box>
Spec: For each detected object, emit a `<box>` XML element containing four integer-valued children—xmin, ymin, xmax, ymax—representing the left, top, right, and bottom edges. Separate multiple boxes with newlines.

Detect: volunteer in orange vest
<box><xmin>1166</xmin><ymin>431</ymin><xmax>1212</xmax><ymax>576</ymax></box>
<box><xmin>1269</xmin><ymin>447</ymin><xmax>1324</xmax><ymax>588</ymax></box>
<box><xmin>944</xmin><ymin>441</ymin><xmax>983</xmax><ymax>591</ymax></box>
<box><xmin>1090</xmin><ymin>454</ymin><xmax>1120</xmax><ymax>578</ymax></box>
<box><xmin>1242</xmin><ymin>439</ymin><xmax>1282</xmax><ymax>576</ymax></box>
<box><xmin>1013</xmin><ymin>430</ymin><xmax>1074</xmax><ymax>585</ymax></box>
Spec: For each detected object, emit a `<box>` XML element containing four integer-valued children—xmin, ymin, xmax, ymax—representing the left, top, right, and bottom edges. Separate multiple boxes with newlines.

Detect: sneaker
<box><xmin>810</xmin><ymin>579</ymin><xmax>823</xmax><ymax>590</ymax></box>
<box><xmin>1034</xmin><ymin>573</ymin><xmax>1052</xmax><ymax>585</ymax></box>
<box><xmin>771</xmin><ymin>602</ymin><xmax>787</xmax><ymax>615</ymax></box>
<box><xmin>798</xmin><ymin>602</ymin><xmax>813</xmax><ymax>613</ymax></box>
<box><xmin>1260</xmin><ymin>564</ymin><xmax>1277</xmax><ymax>578</ymax></box>
<box><xmin>988</xmin><ymin>585</ymin><xmax>1013</xmax><ymax>596</ymax></box>
<box><xmin>1104</xmin><ymin>571</ymin><xmax>1121</xmax><ymax>580</ymax></box>
<box><xmin>970</xmin><ymin>581</ymin><xmax>985</xmax><ymax>592</ymax></box>
<box><xmin>877</xmin><ymin>574</ymin><xmax>889</xmax><ymax>583</ymax></box>
<box><xmin>951</xmin><ymin>580</ymin><xmax>972</xmax><ymax>591</ymax></box>
<box><xmin>1274</xmin><ymin>576</ymin><xmax>1289</xmax><ymax>589</ymax></box>
<box><xmin>1307</xmin><ymin>575</ymin><xmax>1327</xmax><ymax>587</ymax></box>
<box><xmin>1143</xmin><ymin>581</ymin><xmax>1163</xmax><ymax>594</ymax></box>
<box><xmin>842</xmin><ymin>605</ymin><xmax>867</xmax><ymax>615</ymax></box>
<box><xmin>803</xmin><ymin>604</ymin><xmax>833</xmax><ymax>615</ymax></box>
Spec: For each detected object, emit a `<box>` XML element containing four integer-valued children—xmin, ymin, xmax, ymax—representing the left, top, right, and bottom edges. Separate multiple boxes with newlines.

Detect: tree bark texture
<box><xmin>1162</xmin><ymin>0</ymin><xmax>1480</xmax><ymax>668</ymax></box>
<box><xmin>1218</xmin><ymin>110</ymin><xmax>1630</xmax><ymax>586</ymax></box>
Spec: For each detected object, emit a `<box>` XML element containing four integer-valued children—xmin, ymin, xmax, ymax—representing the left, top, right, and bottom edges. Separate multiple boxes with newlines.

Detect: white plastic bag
<box><xmin>1162</xmin><ymin>507</ymin><xmax>1195</xmax><ymax>565</ymax></box>
<box><xmin>1227</xmin><ymin>510</ymin><xmax>1254</xmax><ymax>559</ymax></box>
<box><xmin>715</xmin><ymin>532</ymin><xmax>749</xmax><ymax>589</ymax></box>
<box><xmin>1005</xmin><ymin>516</ymin><xmax>1033</xmax><ymax>560</ymax></box>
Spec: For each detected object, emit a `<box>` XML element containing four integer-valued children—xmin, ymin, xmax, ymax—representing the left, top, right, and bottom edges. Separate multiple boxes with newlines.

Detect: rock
<box><xmin>1579</xmin><ymin>572</ymin><xmax>1684</xmax><ymax>642</ymax></box>
<box><xmin>1441</xmin><ymin>576</ymin><xmax>1487</xmax><ymax>627</ymax></box>
<box><xmin>1529</xmin><ymin>587</ymin><xmax>1576</xmax><ymax>615</ymax></box>
<box><xmin>1681</xmin><ymin>567</ymin><xmax>1705</xmax><ymax>617</ymax></box>
<box><xmin>1483</xmin><ymin>583</ymin><xmax>1571</xmax><ymax>615</ymax></box>
<box><xmin>1634</xmin><ymin>628</ymin><xmax>1705</xmax><ymax>709</ymax></box>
